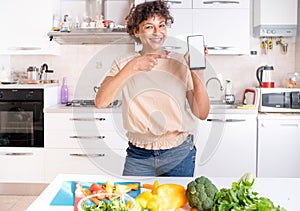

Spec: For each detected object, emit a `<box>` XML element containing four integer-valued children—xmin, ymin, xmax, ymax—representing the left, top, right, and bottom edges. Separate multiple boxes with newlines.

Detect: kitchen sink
<box><xmin>210</xmin><ymin>104</ymin><xmax>236</xmax><ymax>109</ymax></box>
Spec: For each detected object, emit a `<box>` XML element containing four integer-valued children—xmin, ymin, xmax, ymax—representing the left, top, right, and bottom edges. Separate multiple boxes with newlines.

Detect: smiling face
<box><xmin>134</xmin><ymin>14</ymin><xmax>167</xmax><ymax>54</ymax></box>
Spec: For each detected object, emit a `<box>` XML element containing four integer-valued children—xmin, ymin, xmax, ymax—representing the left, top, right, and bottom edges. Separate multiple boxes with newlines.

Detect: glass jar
<box><xmin>286</xmin><ymin>72</ymin><xmax>299</xmax><ymax>88</ymax></box>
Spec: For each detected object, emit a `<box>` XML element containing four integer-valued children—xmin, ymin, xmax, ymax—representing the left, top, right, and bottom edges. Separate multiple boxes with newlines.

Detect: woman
<box><xmin>95</xmin><ymin>0</ymin><xmax>210</xmax><ymax>177</ymax></box>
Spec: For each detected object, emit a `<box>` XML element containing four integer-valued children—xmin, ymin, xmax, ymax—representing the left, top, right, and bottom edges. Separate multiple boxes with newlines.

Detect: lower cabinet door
<box><xmin>0</xmin><ymin>148</ymin><xmax>44</xmax><ymax>183</ymax></box>
<box><xmin>45</xmin><ymin>148</ymin><xmax>126</xmax><ymax>182</ymax></box>
<box><xmin>194</xmin><ymin>114</ymin><xmax>257</xmax><ymax>177</ymax></box>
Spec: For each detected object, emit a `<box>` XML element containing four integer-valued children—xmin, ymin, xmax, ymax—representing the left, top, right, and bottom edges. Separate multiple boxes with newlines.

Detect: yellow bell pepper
<box><xmin>135</xmin><ymin>180</ymin><xmax>187</xmax><ymax>211</ymax></box>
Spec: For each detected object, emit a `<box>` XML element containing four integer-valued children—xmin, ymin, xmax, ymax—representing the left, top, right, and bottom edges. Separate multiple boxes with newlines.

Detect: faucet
<box><xmin>205</xmin><ymin>77</ymin><xmax>224</xmax><ymax>91</ymax></box>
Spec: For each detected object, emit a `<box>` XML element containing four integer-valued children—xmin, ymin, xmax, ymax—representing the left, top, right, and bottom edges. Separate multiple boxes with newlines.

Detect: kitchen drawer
<box><xmin>45</xmin><ymin>113</ymin><xmax>123</xmax><ymax>132</ymax></box>
<box><xmin>193</xmin><ymin>0</ymin><xmax>249</xmax><ymax>9</ymax></box>
<box><xmin>0</xmin><ymin>148</ymin><xmax>44</xmax><ymax>182</ymax></box>
<box><xmin>45</xmin><ymin>131</ymin><xmax>128</xmax><ymax>149</ymax></box>
<box><xmin>45</xmin><ymin>148</ymin><xmax>126</xmax><ymax>182</ymax></box>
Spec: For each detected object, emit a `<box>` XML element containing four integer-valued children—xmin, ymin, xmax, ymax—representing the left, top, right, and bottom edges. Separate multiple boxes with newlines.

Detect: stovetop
<box><xmin>66</xmin><ymin>99</ymin><xmax>121</xmax><ymax>108</ymax></box>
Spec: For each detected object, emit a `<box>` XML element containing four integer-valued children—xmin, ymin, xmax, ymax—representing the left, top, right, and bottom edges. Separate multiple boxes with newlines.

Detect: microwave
<box><xmin>259</xmin><ymin>88</ymin><xmax>300</xmax><ymax>112</ymax></box>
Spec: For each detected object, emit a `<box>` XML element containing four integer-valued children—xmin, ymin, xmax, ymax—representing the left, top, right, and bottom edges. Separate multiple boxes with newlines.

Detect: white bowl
<box><xmin>77</xmin><ymin>192</ymin><xmax>136</xmax><ymax>211</ymax></box>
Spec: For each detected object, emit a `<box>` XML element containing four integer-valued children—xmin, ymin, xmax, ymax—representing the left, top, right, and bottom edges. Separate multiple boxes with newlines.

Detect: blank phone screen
<box><xmin>187</xmin><ymin>35</ymin><xmax>206</xmax><ymax>70</ymax></box>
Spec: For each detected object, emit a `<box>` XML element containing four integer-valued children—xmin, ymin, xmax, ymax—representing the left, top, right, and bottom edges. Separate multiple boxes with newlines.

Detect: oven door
<box><xmin>0</xmin><ymin>101</ymin><xmax>43</xmax><ymax>147</ymax></box>
<box><xmin>261</xmin><ymin>92</ymin><xmax>290</xmax><ymax>108</ymax></box>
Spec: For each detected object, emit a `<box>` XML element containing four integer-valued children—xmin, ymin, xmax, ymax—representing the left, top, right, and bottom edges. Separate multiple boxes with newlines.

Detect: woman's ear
<box><xmin>133</xmin><ymin>29</ymin><xmax>139</xmax><ymax>38</ymax></box>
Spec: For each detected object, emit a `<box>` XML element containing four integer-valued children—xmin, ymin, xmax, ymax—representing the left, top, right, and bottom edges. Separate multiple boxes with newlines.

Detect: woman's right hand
<box><xmin>129</xmin><ymin>53</ymin><xmax>168</xmax><ymax>72</ymax></box>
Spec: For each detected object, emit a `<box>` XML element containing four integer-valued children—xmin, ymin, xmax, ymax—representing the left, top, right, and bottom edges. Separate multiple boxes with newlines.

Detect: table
<box><xmin>26</xmin><ymin>174</ymin><xmax>299</xmax><ymax>211</ymax></box>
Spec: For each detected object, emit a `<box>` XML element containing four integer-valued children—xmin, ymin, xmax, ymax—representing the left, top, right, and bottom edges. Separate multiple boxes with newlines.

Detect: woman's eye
<box><xmin>144</xmin><ymin>25</ymin><xmax>153</xmax><ymax>30</ymax></box>
<box><xmin>159</xmin><ymin>23</ymin><xmax>166</xmax><ymax>28</ymax></box>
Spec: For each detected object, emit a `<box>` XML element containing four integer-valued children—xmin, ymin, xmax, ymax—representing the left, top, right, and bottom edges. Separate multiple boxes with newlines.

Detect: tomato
<box><xmin>90</xmin><ymin>183</ymin><xmax>105</xmax><ymax>193</ymax></box>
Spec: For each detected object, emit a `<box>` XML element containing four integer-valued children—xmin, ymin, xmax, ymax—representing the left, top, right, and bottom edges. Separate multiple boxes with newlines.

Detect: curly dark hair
<box><xmin>125</xmin><ymin>0</ymin><xmax>174</xmax><ymax>44</ymax></box>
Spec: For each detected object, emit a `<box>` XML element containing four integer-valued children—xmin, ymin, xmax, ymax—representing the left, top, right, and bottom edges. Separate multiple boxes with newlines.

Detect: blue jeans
<box><xmin>122</xmin><ymin>134</ymin><xmax>196</xmax><ymax>177</ymax></box>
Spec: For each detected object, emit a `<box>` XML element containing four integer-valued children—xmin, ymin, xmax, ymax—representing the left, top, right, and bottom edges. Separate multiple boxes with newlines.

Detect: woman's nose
<box><xmin>153</xmin><ymin>26</ymin><xmax>161</xmax><ymax>34</ymax></box>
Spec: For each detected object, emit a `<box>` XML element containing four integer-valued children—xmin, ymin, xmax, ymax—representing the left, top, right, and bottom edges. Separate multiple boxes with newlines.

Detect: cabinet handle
<box><xmin>207</xmin><ymin>46</ymin><xmax>234</xmax><ymax>50</ymax></box>
<box><xmin>280</xmin><ymin>123</ymin><xmax>299</xmax><ymax>127</ymax></box>
<box><xmin>4</xmin><ymin>152</ymin><xmax>34</xmax><ymax>156</ymax></box>
<box><xmin>69</xmin><ymin>135</ymin><xmax>106</xmax><ymax>139</ymax></box>
<box><xmin>207</xmin><ymin>118</ymin><xmax>246</xmax><ymax>122</ymax></box>
<box><xmin>69</xmin><ymin>153</ymin><xmax>105</xmax><ymax>157</ymax></box>
<box><xmin>69</xmin><ymin>118</ymin><xmax>106</xmax><ymax>121</ymax></box>
<box><xmin>167</xmin><ymin>0</ymin><xmax>182</xmax><ymax>3</ymax></box>
<box><xmin>203</xmin><ymin>1</ymin><xmax>240</xmax><ymax>5</ymax></box>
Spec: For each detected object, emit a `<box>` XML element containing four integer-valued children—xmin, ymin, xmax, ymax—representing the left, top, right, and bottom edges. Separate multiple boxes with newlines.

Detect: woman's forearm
<box><xmin>189</xmin><ymin>70</ymin><xmax>210</xmax><ymax>120</ymax></box>
<box><xmin>95</xmin><ymin>61</ymin><xmax>136</xmax><ymax>108</ymax></box>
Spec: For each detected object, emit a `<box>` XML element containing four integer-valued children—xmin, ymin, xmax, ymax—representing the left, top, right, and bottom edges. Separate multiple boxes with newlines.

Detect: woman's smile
<box><xmin>135</xmin><ymin>14</ymin><xmax>167</xmax><ymax>53</ymax></box>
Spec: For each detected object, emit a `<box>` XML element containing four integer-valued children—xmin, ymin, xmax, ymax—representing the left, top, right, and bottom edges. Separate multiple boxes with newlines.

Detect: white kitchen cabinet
<box><xmin>0</xmin><ymin>148</ymin><xmax>44</xmax><ymax>183</ymax></box>
<box><xmin>163</xmin><ymin>9</ymin><xmax>193</xmax><ymax>54</ymax></box>
<box><xmin>193</xmin><ymin>0</ymin><xmax>249</xmax><ymax>9</ymax></box>
<box><xmin>194</xmin><ymin>113</ymin><xmax>257</xmax><ymax>177</ymax></box>
<box><xmin>0</xmin><ymin>0</ymin><xmax>59</xmax><ymax>55</ymax></box>
<box><xmin>192</xmin><ymin>0</ymin><xmax>250</xmax><ymax>54</ymax></box>
<box><xmin>134</xmin><ymin>0</ymin><xmax>192</xmax><ymax>8</ymax></box>
<box><xmin>44</xmin><ymin>111</ymin><xmax>127</xmax><ymax>182</ymax></box>
<box><xmin>257</xmin><ymin>114</ymin><xmax>300</xmax><ymax>178</ymax></box>
<box><xmin>168</xmin><ymin>0</ymin><xmax>192</xmax><ymax>8</ymax></box>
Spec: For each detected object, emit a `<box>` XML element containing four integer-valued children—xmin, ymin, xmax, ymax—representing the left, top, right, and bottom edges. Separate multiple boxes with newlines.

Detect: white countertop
<box><xmin>258</xmin><ymin>112</ymin><xmax>300</xmax><ymax>120</ymax></box>
<box><xmin>0</xmin><ymin>83</ymin><xmax>59</xmax><ymax>89</ymax></box>
<box><xmin>45</xmin><ymin>104</ymin><xmax>122</xmax><ymax>113</ymax></box>
<box><xmin>26</xmin><ymin>174</ymin><xmax>299</xmax><ymax>211</ymax></box>
<box><xmin>45</xmin><ymin>103</ymin><xmax>257</xmax><ymax>114</ymax></box>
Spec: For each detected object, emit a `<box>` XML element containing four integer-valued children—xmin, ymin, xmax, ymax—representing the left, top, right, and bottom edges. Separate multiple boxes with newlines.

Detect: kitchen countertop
<box><xmin>0</xmin><ymin>83</ymin><xmax>59</xmax><ymax>89</ymax></box>
<box><xmin>45</xmin><ymin>103</ymin><xmax>258</xmax><ymax>114</ymax></box>
<box><xmin>26</xmin><ymin>174</ymin><xmax>299</xmax><ymax>211</ymax></box>
<box><xmin>45</xmin><ymin>104</ymin><xmax>122</xmax><ymax>113</ymax></box>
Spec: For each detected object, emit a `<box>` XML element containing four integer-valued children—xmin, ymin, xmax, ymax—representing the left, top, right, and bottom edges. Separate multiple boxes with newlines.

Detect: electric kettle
<box><xmin>256</xmin><ymin>65</ymin><xmax>275</xmax><ymax>88</ymax></box>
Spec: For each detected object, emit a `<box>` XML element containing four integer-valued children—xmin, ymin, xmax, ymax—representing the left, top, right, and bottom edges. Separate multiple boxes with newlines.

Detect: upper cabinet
<box><xmin>193</xmin><ymin>0</ymin><xmax>249</xmax><ymax>9</ymax></box>
<box><xmin>163</xmin><ymin>8</ymin><xmax>193</xmax><ymax>54</ymax></box>
<box><xmin>134</xmin><ymin>0</ymin><xmax>192</xmax><ymax>8</ymax></box>
<box><xmin>168</xmin><ymin>0</ymin><xmax>192</xmax><ymax>8</ymax></box>
<box><xmin>192</xmin><ymin>0</ymin><xmax>250</xmax><ymax>55</ymax></box>
<box><xmin>0</xmin><ymin>0</ymin><xmax>59</xmax><ymax>55</ymax></box>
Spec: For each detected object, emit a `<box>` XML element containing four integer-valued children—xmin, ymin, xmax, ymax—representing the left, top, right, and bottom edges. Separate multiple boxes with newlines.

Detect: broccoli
<box><xmin>186</xmin><ymin>176</ymin><xmax>218</xmax><ymax>211</ymax></box>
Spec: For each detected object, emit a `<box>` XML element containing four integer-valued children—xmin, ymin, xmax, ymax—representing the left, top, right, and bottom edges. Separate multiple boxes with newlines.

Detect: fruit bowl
<box><xmin>77</xmin><ymin>192</ymin><xmax>136</xmax><ymax>211</ymax></box>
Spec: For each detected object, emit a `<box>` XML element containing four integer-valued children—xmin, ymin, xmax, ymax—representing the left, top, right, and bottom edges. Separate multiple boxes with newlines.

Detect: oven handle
<box><xmin>4</xmin><ymin>152</ymin><xmax>34</xmax><ymax>156</ymax></box>
<box><xmin>69</xmin><ymin>118</ymin><xmax>106</xmax><ymax>121</ymax></box>
<box><xmin>69</xmin><ymin>135</ymin><xmax>105</xmax><ymax>139</ymax></box>
<box><xmin>69</xmin><ymin>153</ymin><xmax>105</xmax><ymax>157</ymax></box>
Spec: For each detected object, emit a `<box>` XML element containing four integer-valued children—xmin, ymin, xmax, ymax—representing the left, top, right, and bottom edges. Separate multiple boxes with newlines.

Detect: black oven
<box><xmin>0</xmin><ymin>89</ymin><xmax>44</xmax><ymax>147</ymax></box>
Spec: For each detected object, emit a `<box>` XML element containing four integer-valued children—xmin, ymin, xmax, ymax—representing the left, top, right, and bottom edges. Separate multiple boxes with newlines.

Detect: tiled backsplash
<box><xmin>9</xmin><ymin>39</ymin><xmax>297</xmax><ymax>103</ymax></box>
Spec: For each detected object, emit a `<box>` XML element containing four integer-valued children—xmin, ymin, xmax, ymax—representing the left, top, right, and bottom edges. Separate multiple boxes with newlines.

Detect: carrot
<box><xmin>142</xmin><ymin>183</ymin><xmax>154</xmax><ymax>190</ymax></box>
<box><xmin>125</xmin><ymin>183</ymin><xmax>139</xmax><ymax>191</ymax></box>
<box><xmin>81</xmin><ymin>188</ymin><xmax>99</xmax><ymax>205</ymax></box>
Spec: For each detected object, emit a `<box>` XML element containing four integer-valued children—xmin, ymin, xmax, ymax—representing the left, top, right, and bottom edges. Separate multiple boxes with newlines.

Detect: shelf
<box><xmin>48</xmin><ymin>28</ymin><xmax>133</xmax><ymax>45</ymax></box>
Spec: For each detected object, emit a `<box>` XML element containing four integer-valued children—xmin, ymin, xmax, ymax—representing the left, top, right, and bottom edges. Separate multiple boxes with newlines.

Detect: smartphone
<box><xmin>187</xmin><ymin>35</ymin><xmax>206</xmax><ymax>70</ymax></box>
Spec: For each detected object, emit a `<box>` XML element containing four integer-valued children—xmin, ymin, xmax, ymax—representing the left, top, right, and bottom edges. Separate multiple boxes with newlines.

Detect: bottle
<box><xmin>61</xmin><ymin>77</ymin><xmax>68</xmax><ymax>104</ymax></box>
<box><xmin>74</xmin><ymin>182</ymin><xmax>84</xmax><ymax>211</ymax></box>
<box><xmin>225</xmin><ymin>80</ymin><xmax>235</xmax><ymax>104</ymax></box>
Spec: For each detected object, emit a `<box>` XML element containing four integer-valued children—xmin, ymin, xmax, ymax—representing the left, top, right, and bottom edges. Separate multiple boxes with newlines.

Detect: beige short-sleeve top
<box><xmin>107</xmin><ymin>51</ymin><xmax>196</xmax><ymax>149</ymax></box>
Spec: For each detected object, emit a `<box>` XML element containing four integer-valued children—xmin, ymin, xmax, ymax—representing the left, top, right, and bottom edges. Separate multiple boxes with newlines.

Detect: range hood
<box><xmin>48</xmin><ymin>28</ymin><xmax>133</xmax><ymax>45</ymax></box>
<box><xmin>253</xmin><ymin>0</ymin><xmax>298</xmax><ymax>37</ymax></box>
